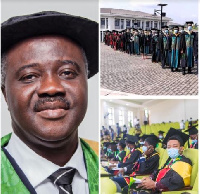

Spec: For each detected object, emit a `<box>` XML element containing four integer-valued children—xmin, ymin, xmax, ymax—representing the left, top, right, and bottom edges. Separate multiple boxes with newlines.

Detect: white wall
<box><xmin>148</xmin><ymin>99</ymin><xmax>198</xmax><ymax>124</ymax></box>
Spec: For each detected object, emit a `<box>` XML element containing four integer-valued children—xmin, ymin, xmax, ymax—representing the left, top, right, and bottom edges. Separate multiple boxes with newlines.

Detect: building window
<box><xmin>132</xmin><ymin>20</ymin><xmax>136</xmax><ymax>28</ymax></box>
<box><xmin>154</xmin><ymin>22</ymin><xmax>158</xmax><ymax>28</ymax></box>
<box><xmin>101</xmin><ymin>18</ymin><xmax>105</xmax><ymax>29</ymax></box>
<box><xmin>146</xmin><ymin>21</ymin><xmax>150</xmax><ymax>28</ymax></box>
<box><xmin>137</xmin><ymin>20</ymin><xmax>140</xmax><ymax>28</ymax></box>
<box><xmin>108</xmin><ymin>107</ymin><xmax>114</xmax><ymax>125</ymax></box>
<box><xmin>115</xmin><ymin>18</ymin><xmax>120</xmax><ymax>29</ymax></box>
<box><xmin>106</xmin><ymin>18</ymin><xmax>108</xmax><ymax>29</ymax></box>
<box><xmin>126</xmin><ymin>19</ymin><xmax>131</xmax><ymax>27</ymax></box>
<box><xmin>128</xmin><ymin>111</ymin><xmax>133</xmax><ymax>126</ymax></box>
<box><xmin>119</xmin><ymin>110</ymin><xmax>124</xmax><ymax>126</ymax></box>
<box><xmin>121</xmin><ymin>19</ymin><xmax>124</xmax><ymax>29</ymax></box>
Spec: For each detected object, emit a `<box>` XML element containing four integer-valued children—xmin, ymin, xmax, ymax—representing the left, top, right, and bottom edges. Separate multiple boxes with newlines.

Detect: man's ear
<box><xmin>179</xmin><ymin>146</ymin><xmax>184</xmax><ymax>154</ymax></box>
<box><xmin>1</xmin><ymin>86</ymin><xmax>8</xmax><ymax>103</ymax></box>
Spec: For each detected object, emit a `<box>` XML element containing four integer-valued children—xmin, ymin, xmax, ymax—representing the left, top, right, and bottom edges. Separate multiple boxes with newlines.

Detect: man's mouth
<box><xmin>34</xmin><ymin>97</ymin><xmax>70</xmax><ymax>119</ymax></box>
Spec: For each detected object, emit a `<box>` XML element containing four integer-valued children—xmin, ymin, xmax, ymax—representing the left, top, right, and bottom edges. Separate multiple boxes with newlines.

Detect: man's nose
<box><xmin>37</xmin><ymin>75</ymin><xmax>66</xmax><ymax>97</ymax></box>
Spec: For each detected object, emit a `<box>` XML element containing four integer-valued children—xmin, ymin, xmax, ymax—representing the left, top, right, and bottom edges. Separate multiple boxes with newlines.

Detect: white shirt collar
<box><xmin>5</xmin><ymin>133</ymin><xmax>88</xmax><ymax>188</ymax></box>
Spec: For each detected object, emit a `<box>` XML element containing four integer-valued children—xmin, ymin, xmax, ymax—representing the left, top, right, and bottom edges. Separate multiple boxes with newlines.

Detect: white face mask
<box><xmin>142</xmin><ymin>146</ymin><xmax>148</xmax><ymax>152</ymax></box>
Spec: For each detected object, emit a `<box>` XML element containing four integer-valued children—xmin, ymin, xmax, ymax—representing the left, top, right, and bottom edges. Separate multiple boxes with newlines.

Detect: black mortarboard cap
<box><xmin>186</xmin><ymin>21</ymin><xmax>194</xmax><ymax>25</ymax></box>
<box><xmin>119</xmin><ymin>139</ymin><xmax>126</xmax><ymax>146</ymax></box>
<box><xmin>158</xmin><ymin>130</ymin><xmax>165</xmax><ymax>134</ymax></box>
<box><xmin>185</xmin><ymin>126</ymin><xmax>198</xmax><ymax>135</ymax></box>
<box><xmin>173</xmin><ymin>26</ymin><xmax>179</xmax><ymax>30</ymax></box>
<box><xmin>163</xmin><ymin>128</ymin><xmax>189</xmax><ymax>146</ymax></box>
<box><xmin>126</xmin><ymin>135</ymin><xmax>139</xmax><ymax>144</ymax></box>
<box><xmin>1</xmin><ymin>11</ymin><xmax>98</xmax><ymax>78</ymax></box>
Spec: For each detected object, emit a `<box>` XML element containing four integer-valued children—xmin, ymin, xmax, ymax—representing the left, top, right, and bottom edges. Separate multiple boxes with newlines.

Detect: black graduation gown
<box><xmin>119</xmin><ymin>149</ymin><xmax>142</xmax><ymax>168</ymax></box>
<box><xmin>126</xmin><ymin>151</ymin><xmax>159</xmax><ymax>175</ymax></box>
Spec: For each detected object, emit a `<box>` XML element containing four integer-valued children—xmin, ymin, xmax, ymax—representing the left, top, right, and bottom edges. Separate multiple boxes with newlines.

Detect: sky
<box><xmin>100</xmin><ymin>0</ymin><xmax>198</xmax><ymax>25</ymax></box>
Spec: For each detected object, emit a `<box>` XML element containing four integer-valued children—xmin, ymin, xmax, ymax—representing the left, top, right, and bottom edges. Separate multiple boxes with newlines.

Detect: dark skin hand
<box><xmin>2</xmin><ymin>35</ymin><xmax>88</xmax><ymax>166</ymax></box>
<box><xmin>137</xmin><ymin>177</ymin><xmax>156</xmax><ymax>190</ymax></box>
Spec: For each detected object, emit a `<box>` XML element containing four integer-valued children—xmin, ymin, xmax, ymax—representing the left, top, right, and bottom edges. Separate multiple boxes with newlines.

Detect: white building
<box><xmin>100</xmin><ymin>8</ymin><xmax>172</xmax><ymax>41</ymax></box>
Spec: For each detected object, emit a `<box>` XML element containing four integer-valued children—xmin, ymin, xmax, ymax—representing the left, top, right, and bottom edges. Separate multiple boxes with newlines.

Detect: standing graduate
<box><xmin>161</xmin><ymin>26</ymin><xmax>172</xmax><ymax>69</ymax></box>
<box><xmin>171</xmin><ymin>26</ymin><xmax>182</xmax><ymax>72</ymax></box>
<box><xmin>151</xmin><ymin>29</ymin><xmax>159</xmax><ymax>63</ymax></box>
<box><xmin>184</xmin><ymin>21</ymin><xmax>197</xmax><ymax>74</ymax></box>
<box><xmin>134</xmin><ymin>29</ymin><xmax>140</xmax><ymax>55</ymax></box>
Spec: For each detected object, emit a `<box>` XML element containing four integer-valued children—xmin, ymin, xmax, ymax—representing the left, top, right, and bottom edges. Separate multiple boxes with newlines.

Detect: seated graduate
<box><xmin>108</xmin><ymin>135</ymin><xmax>142</xmax><ymax>170</ymax></box>
<box><xmin>133</xmin><ymin>129</ymin><xmax>192</xmax><ymax>194</ymax></box>
<box><xmin>112</xmin><ymin>135</ymin><xmax>160</xmax><ymax>190</ymax></box>
<box><xmin>107</xmin><ymin>142</ymin><xmax>119</xmax><ymax>159</ymax></box>
<box><xmin>111</xmin><ymin>139</ymin><xmax>126</xmax><ymax>163</ymax></box>
<box><xmin>185</xmin><ymin>126</ymin><xmax>198</xmax><ymax>149</ymax></box>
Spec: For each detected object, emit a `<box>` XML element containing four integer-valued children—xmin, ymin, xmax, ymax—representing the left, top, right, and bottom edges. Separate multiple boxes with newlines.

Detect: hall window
<box><xmin>128</xmin><ymin>111</ymin><xmax>133</xmax><ymax>126</ymax></box>
<box><xmin>154</xmin><ymin>22</ymin><xmax>158</xmax><ymax>28</ymax></box>
<box><xmin>106</xmin><ymin>18</ymin><xmax>108</xmax><ymax>29</ymax></box>
<box><xmin>119</xmin><ymin>110</ymin><xmax>124</xmax><ymax>126</ymax></box>
<box><xmin>146</xmin><ymin>21</ymin><xmax>150</xmax><ymax>28</ymax></box>
<box><xmin>137</xmin><ymin>20</ymin><xmax>140</xmax><ymax>27</ymax></box>
<box><xmin>126</xmin><ymin>19</ymin><xmax>131</xmax><ymax>27</ymax></box>
<box><xmin>101</xmin><ymin>18</ymin><xmax>105</xmax><ymax>29</ymax></box>
<box><xmin>108</xmin><ymin>107</ymin><xmax>114</xmax><ymax>125</ymax></box>
<box><xmin>115</xmin><ymin>18</ymin><xmax>120</xmax><ymax>29</ymax></box>
<box><xmin>121</xmin><ymin>19</ymin><xmax>124</xmax><ymax>29</ymax></box>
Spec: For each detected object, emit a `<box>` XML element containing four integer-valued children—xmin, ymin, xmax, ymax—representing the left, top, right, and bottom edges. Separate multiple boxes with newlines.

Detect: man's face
<box><xmin>3</xmin><ymin>36</ymin><xmax>88</xmax><ymax>146</ymax></box>
<box><xmin>167</xmin><ymin>140</ymin><xmax>183</xmax><ymax>154</ymax></box>
<box><xmin>190</xmin><ymin>134</ymin><xmax>198</xmax><ymax>140</ymax></box>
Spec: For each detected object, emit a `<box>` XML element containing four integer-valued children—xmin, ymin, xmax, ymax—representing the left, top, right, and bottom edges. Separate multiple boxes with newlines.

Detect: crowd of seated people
<box><xmin>101</xmin><ymin>121</ymin><xmax>198</xmax><ymax>194</ymax></box>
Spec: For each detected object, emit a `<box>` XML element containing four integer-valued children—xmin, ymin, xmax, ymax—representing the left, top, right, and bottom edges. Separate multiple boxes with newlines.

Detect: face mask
<box><xmin>159</xmin><ymin>135</ymin><xmax>163</xmax><ymax>139</ymax></box>
<box><xmin>107</xmin><ymin>148</ymin><xmax>111</xmax><ymax>152</ymax></box>
<box><xmin>142</xmin><ymin>146</ymin><xmax>148</xmax><ymax>152</ymax></box>
<box><xmin>174</xmin><ymin>30</ymin><xmax>178</xmax><ymax>34</ymax></box>
<box><xmin>155</xmin><ymin>34</ymin><xmax>158</xmax><ymax>36</ymax></box>
<box><xmin>165</xmin><ymin>30</ymin><xmax>169</xmax><ymax>34</ymax></box>
<box><xmin>180</xmin><ymin>30</ymin><xmax>184</xmax><ymax>33</ymax></box>
<box><xmin>167</xmin><ymin>148</ymin><xmax>179</xmax><ymax>159</ymax></box>
<box><xmin>139</xmin><ymin>141</ymin><xmax>145</xmax><ymax>145</ymax></box>
<box><xmin>192</xmin><ymin>139</ymin><xmax>198</xmax><ymax>144</ymax></box>
<box><xmin>188</xmin><ymin>26</ymin><xmax>192</xmax><ymax>31</ymax></box>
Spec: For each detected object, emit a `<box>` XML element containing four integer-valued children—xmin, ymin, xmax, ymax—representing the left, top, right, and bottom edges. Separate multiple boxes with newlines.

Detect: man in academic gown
<box><xmin>1</xmin><ymin>11</ymin><xmax>99</xmax><ymax>194</ymax></box>
<box><xmin>171</xmin><ymin>26</ymin><xmax>183</xmax><ymax>72</ymax></box>
<box><xmin>160</xmin><ymin>26</ymin><xmax>172</xmax><ymax>69</ymax></box>
<box><xmin>185</xmin><ymin>126</ymin><xmax>198</xmax><ymax>149</ymax></box>
<box><xmin>183</xmin><ymin>21</ymin><xmax>197</xmax><ymax>74</ymax></box>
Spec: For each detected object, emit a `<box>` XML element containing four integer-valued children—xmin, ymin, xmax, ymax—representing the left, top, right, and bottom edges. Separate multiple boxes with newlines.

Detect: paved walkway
<box><xmin>101</xmin><ymin>43</ymin><xmax>198</xmax><ymax>96</ymax></box>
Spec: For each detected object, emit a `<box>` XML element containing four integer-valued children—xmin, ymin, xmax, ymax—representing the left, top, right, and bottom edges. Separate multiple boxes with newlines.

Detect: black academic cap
<box><xmin>158</xmin><ymin>130</ymin><xmax>165</xmax><ymax>134</ymax></box>
<box><xmin>139</xmin><ymin>135</ymin><xmax>149</xmax><ymax>141</ymax></box>
<box><xmin>186</xmin><ymin>21</ymin><xmax>194</xmax><ymax>25</ymax></box>
<box><xmin>126</xmin><ymin>135</ymin><xmax>139</xmax><ymax>144</ymax></box>
<box><xmin>145</xmin><ymin>135</ymin><xmax>159</xmax><ymax>148</ymax></box>
<box><xmin>103</xmin><ymin>142</ymin><xmax>110</xmax><ymax>147</ymax></box>
<box><xmin>119</xmin><ymin>139</ymin><xmax>126</xmax><ymax>145</ymax></box>
<box><xmin>163</xmin><ymin>128</ymin><xmax>189</xmax><ymax>146</ymax></box>
<box><xmin>138</xmin><ymin>28</ymin><xmax>142</xmax><ymax>30</ymax></box>
<box><xmin>173</xmin><ymin>26</ymin><xmax>179</xmax><ymax>30</ymax></box>
<box><xmin>1</xmin><ymin>11</ymin><xmax>98</xmax><ymax>78</ymax></box>
<box><xmin>185</xmin><ymin>126</ymin><xmax>198</xmax><ymax>135</ymax></box>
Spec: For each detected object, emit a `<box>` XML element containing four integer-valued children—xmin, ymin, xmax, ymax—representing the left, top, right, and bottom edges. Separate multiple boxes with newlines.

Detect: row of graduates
<box><xmin>103</xmin><ymin>21</ymin><xmax>198</xmax><ymax>75</ymax></box>
<box><xmin>101</xmin><ymin>126</ymin><xmax>198</xmax><ymax>194</ymax></box>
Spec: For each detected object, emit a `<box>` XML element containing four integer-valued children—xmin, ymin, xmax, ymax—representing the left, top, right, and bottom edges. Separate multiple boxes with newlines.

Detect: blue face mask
<box><xmin>192</xmin><ymin>139</ymin><xmax>198</xmax><ymax>144</ymax></box>
<box><xmin>174</xmin><ymin>30</ymin><xmax>178</xmax><ymax>34</ymax></box>
<box><xmin>142</xmin><ymin>146</ymin><xmax>148</xmax><ymax>152</ymax></box>
<box><xmin>159</xmin><ymin>135</ymin><xmax>163</xmax><ymax>139</ymax></box>
<box><xmin>139</xmin><ymin>141</ymin><xmax>145</xmax><ymax>145</ymax></box>
<box><xmin>165</xmin><ymin>30</ymin><xmax>169</xmax><ymax>34</ymax></box>
<box><xmin>107</xmin><ymin>148</ymin><xmax>111</xmax><ymax>152</ymax></box>
<box><xmin>188</xmin><ymin>26</ymin><xmax>192</xmax><ymax>31</ymax></box>
<box><xmin>167</xmin><ymin>148</ymin><xmax>180</xmax><ymax>159</ymax></box>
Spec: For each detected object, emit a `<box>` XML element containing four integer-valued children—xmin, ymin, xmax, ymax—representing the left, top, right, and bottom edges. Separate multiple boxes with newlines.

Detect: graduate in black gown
<box><xmin>151</xmin><ymin>29</ymin><xmax>159</xmax><ymax>63</ymax></box>
<box><xmin>185</xmin><ymin>126</ymin><xmax>198</xmax><ymax>149</ymax></box>
<box><xmin>161</xmin><ymin>26</ymin><xmax>172</xmax><ymax>69</ymax></box>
